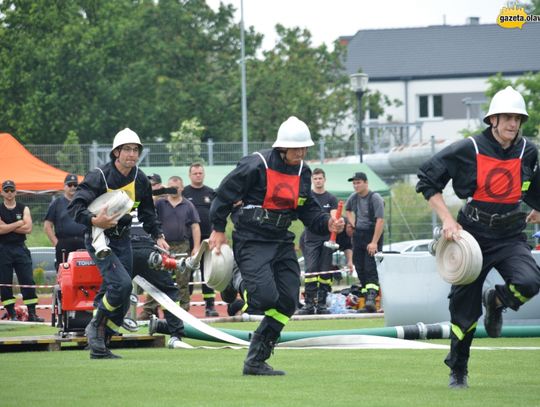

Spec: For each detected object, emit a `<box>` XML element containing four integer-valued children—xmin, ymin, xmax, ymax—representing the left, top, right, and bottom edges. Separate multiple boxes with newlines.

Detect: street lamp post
<box><xmin>350</xmin><ymin>73</ymin><xmax>369</xmax><ymax>163</ymax></box>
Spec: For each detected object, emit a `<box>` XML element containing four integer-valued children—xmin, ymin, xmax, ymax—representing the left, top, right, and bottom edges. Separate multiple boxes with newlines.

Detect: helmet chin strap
<box><xmin>492</xmin><ymin>115</ymin><xmax>520</xmax><ymax>145</ymax></box>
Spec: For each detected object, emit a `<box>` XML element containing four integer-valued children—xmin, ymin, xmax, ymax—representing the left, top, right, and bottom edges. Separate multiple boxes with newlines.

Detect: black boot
<box><xmin>149</xmin><ymin>315</ymin><xmax>171</xmax><ymax>335</ymax></box>
<box><xmin>221</xmin><ymin>264</ymin><xmax>242</xmax><ymax>304</ymax></box>
<box><xmin>227</xmin><ymin>298</ymin><xmax>245</xmax><ymax>316</ymax></box>
<box><xmin>297</xmin><ymin>292</ymin><xmax>316</xmax><ymax>315</ymax></box>
<box><xmin>205</xmin><ymin>298</ymin><xmax>219</xmax><ymax>317</ymax></box>
<box><xmin>4</xmin><ymin>305</ymin><xmax>19</xmax><ymax>321</ymax></box>
<box><xmin>85</xmin><ymin>309</ymin><xmax>119</xmax><ymax>359</ymax></box>
<box><xmin>27</xmin><ymin>305</ymin><xmax>44</xmax><ymax>322</ymax></box>
<box><xmin>220</xmin><ymin>281</ymin><xmax>238</xmax><ymax>304</ymax></box>
<box><xmin>445</xmin><ymin>329</ymin><xmax>474</xmax><ymax>389</ymax></box>
<box><xmin>364</xmin><ymin>289</ymin><xmax>378</xmax><ymax>313</ymax></box>
<box><xmin>104</xmin><ymin>333</ymin><xmax>122</xmax><ymax>359</ymax></box>
<box><xmin>316</xmin><ymin>287</ymin><xmax>330</xmax><ymax>314</ymax></box>
<box><xmin>483</xmin><ymin>289</ymin><xmax>504</xmax><ymax>338</ymax></box>
<box><xmin>243</xmin><ymin>331</ymin><xmax>285</xmax><ymax>376</ymax></box>
<box><xmin>449</xmin><ymin>368</ymin><xmax>469</xmax><ymax>389</ymax></box>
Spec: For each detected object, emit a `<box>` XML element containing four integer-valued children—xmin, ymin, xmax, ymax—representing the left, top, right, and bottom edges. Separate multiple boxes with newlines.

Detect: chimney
<box><xmin>466</xmin><ymin>17</ymin><xmax>480</xmax><ymax>25</ymax></box>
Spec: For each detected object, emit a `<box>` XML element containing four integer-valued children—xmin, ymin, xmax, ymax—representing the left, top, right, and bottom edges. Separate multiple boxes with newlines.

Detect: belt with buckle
<box><xmin>239</xmin><ymin>207</ymin><xmax>292</xmax><ymax>229</ymax></box>
<box><xmin>462</xmin><ymin>204</ymin><xmax>526</xmax><ymax>229</ymax></box>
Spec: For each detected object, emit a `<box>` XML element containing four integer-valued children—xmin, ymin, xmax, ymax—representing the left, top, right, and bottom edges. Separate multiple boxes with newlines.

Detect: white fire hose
<box><xmin>88</xmin><ymin>190</ymin><xmax>134</xmax><ymax>259</ymax></box>
<box><xmin>431</xmin><ymin>227</ymin><xmax>483</xmax><ymax>285</ymax></box>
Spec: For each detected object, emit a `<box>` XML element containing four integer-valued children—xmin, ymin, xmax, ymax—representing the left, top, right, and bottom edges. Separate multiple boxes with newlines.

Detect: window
<box><xmin>419</xmin><ymin>96</ymin><xmax>429</xmax><ymax>118</ymax></box>
<box><xmin>418</xmin><ymin>94</ymin><xmax>443</xmax><ymax>119</ymax></box>
<box><xmin>433</xmin><ymin>95</ymin><xmax>442</xmax><ymax>117</ymax></box>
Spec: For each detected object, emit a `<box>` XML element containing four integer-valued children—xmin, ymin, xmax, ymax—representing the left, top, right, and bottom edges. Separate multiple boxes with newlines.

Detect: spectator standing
<box><xmin>155</xmin><ymin>176</ymin><xmax>201</xmax><ymax>311</ymax></box>
<box><xmin>416</xmin><ymin>86</ymin><xmax>540</xmax><ymax>388</ymax></box>
<box><xmin>148</xmin><ymin>173</ymin><xmax>164</xmax><ymax>202</ymax></box>
<box><xmin>209</xmin><ymin>116</ymin><xmax>344</xmax><ymax>375</ymax></box>
<box><xmin>183</xmin><ymin>163</ymin><xmax>219</xmax><ymax>317</ymax></box>
<box><xmin>69</xmin><ymin>128</ymin><xmax>167</xmax><ymax>359</ymax></box>
<box><xmin>0</xmin><ymin>180</ymin><xmax>44</xmax><ymax>322</ymax></box>
<box><xmin>44</xmin><ymin>174</ymin><xmax>87</xmax><ymax>269</ymax></box>
<box><xmin>345</xmin><ymin>172</ymin><xmax>384</xmax><ymax>312</ymax></box>
<box><xmin>129</xmin><ymin>209</ymin><xmax>187</xmax><ymax>349</ymax></box>
<box><xmin>138</xmin><ymin>172</ymin><xmax>167</xmax><ymax>319</ymax></box>
<box><xmin>297</xmin><ymin>168</ymin><xmax>338</xmax><ymax>315</ymax></box>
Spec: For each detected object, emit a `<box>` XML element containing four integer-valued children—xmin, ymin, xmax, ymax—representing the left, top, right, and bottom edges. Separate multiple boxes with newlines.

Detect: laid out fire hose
<box><xmin>135</xmin><ymin>275</ymin><xmax>540</xmax><ymax>349</ymax></box>
<box><xmin>134</xmin><ymin>275</ymin><xmax>248</xmax><ymax>346</ymax></box>
<box><xmin>181</xmin><ymin>322</ymin><xmax>540</xmax><ymax>344</ymax></box>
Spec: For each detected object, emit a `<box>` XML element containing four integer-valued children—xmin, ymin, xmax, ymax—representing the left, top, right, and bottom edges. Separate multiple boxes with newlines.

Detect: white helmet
<box><xmin>483</xmin><ymin>86</ymin><xmax>528</xmax><ymax>125</ymax></box>
<box><xmin>110</xmin><ymin>128</ymin><xmax>143</xmax><ymax>159</ymax></box>
<box><xmin>272</xmin><ymin>116</ymin><xmax>314</xmax><ymax>148</ymax></box>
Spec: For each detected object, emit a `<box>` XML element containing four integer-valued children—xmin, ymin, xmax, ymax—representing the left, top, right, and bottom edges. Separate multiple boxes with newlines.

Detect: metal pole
<box><xmin>240</xmin><ymin>0</ymin><xmax>248</xmax><ymax>156</ymax></box>
<box><xmin>357</xmin><ymin>91</ymin><xmax>364</xmax><ymax>163</ymax></box>
<box><xmin>430</xmin><ymin>135</ymin><xmax>438</xmax><ymax>233</ymax></box>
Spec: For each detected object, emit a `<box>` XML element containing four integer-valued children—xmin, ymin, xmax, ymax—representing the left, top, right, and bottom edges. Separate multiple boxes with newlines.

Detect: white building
<box><xmin>342</xmin><ymin>21</ymin><xmax>540</xmax><ymax>150</ymax></box>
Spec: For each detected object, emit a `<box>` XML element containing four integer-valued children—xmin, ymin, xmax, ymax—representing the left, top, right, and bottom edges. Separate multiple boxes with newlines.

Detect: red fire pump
<box><xmin>51</xmin><ymin>247</ymin><xmax>190</xmax><ymax>336</ymax></box>
<box><xmin>51</xmin><ymin>251</ymin><xmax>102</xmax><ymax>336</ymax></box>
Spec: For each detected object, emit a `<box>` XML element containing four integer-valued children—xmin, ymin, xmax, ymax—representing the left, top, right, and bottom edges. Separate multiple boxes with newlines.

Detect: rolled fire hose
<box><xmin>435</xmin><ymin>229</ymin><xmax>482</xmax><ymax>285</ymax></box>
<box><xmin>203</xmin><ymin>243</ymin><xmax>234</xmax><ymax>291</ymax></box>
<box><xmin>88</xmin><ymin>190</ymin><xmax>134</xmax><ymax>259</ymax></box>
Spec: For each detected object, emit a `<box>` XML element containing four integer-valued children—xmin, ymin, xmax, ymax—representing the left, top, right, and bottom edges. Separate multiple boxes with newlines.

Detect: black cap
<box><xmin>148</xmin><ymin>173</ymin><xmax>162</xmax><ymax>184</ymax></box>
<box><xmin>347</xmin><ymin>172</ymin><xmax>368</xmax><ymax>182</ymax></box>
<box><xmin>2</xmin><ymin>180</ymin><xmax>16</xmax><ymax>191</ymax></box>
<box><xmin>64</xmin><ymin>174</ymin><xmax>78</xmax><ymax>185</ymax></box>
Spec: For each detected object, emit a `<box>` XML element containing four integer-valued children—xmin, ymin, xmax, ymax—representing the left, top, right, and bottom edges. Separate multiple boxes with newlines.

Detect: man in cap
<box><xmin>209</xmin><ymin>116</ymin><xmax>344</xmax><ymax>375</ymax></box>
<box><xmin>44</xmin><ymin>174</ymin><xmax>87</xmax><ymax>269</ymax></box>
<box><xmin>345</xmin><ymin>171</ymin><xmax>385</xmax><ymax>312</ymax></box>
<box><xmin>137</xmin><ymin>172</ymin><xmax>167</xmax><ymax>320</ymax></box>
<box><xmin>416</xmin><ymin>86</ymin><xmax>540</xmax><ymax>388</ymax></box>
<box><xmin>0</xmin><ymin>180</ymin><xmax>44</xmax><ymax>322</ymax></box>
<box><xmin>69</xmin><ymin>128</ymin><xmax>168</xmax><ymax>359</ymax></box>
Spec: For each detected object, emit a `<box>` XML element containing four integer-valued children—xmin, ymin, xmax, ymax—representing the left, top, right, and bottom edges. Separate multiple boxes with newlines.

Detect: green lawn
<box><xmin>1</xmin><ymin>319</ymin><xmax>539</xmax><ymax>407</ymax></box>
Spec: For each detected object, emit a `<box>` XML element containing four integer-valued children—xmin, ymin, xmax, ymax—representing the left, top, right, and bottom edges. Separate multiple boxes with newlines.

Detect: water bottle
<box><xmin>328</xmin><ymin>293</ymin><xmax>346</xmax><ymax>314</ymax></box>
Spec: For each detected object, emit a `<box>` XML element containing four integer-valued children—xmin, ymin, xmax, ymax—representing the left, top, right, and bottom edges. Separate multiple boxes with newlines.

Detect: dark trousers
<box><xmin>0</xmin><ymin>243</ymin><xmax>38</xmax><ymax>307</ymax></box>
<box><xmin>445</xmin><ymin>232</ymin><xmax>540</xmax><ymax>370</ymax></box>
<box><xmin>55</xmin><ymin>237</ymin><xmax>85</xmax><ymax>270</ymax></box>
<box><xmin>133</xmin><ymin>252</ymin><xmax>184</xmax><ymax>338</ymax></box>
<box><xmin>85</xmin><ymin>235</ymin><xmax>133</xmax><ymax>333</ymax></box>
<box><xmin>301</xmin><ymin>235</ymin><xmax>334</xmax><ymax>297</ymax></box>
<box><xmin>233</xmin><ymin>233</ymin><xmax>300</xmax><ymax>334</ymax></box>
<box><xmin>352</xmin><ymin>229</ymin><xmax>382</xmax><ymax>289</ymax></box>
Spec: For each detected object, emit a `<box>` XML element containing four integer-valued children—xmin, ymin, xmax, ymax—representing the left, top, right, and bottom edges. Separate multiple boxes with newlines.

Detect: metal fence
<box><xmin>16</xmin><ymin>127</ymin><xmax>540</xmax><ymax>248</ymax></box>
<box><xmin>25</xmin><ymin>122</ymin><xmax>427</xmax><ymax>171</ymax></box>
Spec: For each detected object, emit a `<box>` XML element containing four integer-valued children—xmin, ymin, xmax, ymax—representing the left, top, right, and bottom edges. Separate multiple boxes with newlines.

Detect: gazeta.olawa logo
<box><xmin>498</xmin><ymin>2</ymin><xmax>540</xmax><ymax>29</ymax></box>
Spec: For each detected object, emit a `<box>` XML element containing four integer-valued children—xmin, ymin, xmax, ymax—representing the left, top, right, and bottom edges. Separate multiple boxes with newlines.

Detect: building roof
<box><xmin>345</xmin><ymin>23</ymin><xmax>540</xmax><ymax>81</ymax></box>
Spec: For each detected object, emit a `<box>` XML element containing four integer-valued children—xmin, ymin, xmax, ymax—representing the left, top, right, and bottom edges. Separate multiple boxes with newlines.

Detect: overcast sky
<box><xmin>207</xmin><ymin>0</ymin><xmax>514</xmax><ymax>50</ymax></box>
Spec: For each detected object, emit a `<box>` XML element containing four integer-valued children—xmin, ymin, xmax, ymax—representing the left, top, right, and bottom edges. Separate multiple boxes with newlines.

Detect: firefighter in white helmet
<box><xmin>417</xmin><ymin>86</ymin><xmax>540</xmax><ymax>388</ymax></box>
<box><xmin>69</xmin><ymin>128</ymin><xmax>169</xmax><ymax>359</ymax></box>
<box><xmin>208</xmin><ymin>116</ymin><xmax>344</xmax><ymax>375</ymax></box>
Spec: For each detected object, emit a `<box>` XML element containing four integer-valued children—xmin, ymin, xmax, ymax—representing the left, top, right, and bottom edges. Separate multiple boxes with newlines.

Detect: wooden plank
<box><xmin>0</xmin><ymin>334</ymin><xmax>165</xmax><ymax>352</ymax></box>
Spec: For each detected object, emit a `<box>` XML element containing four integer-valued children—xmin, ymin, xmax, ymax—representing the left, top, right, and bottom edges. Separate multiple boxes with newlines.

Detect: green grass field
<box><xmin>1</xmin><ymin>319</ymin><xmax>539</xmax><ymax>407</ymax></box>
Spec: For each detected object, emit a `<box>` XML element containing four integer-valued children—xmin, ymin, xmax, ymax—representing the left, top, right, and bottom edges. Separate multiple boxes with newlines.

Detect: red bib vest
<box><xmin>254</xmin><ymin>152</ymin><xmax>302</xmax><ymax>210</ymax></box>
<box><xmin>470</xmin><ymin>137</ymin><xmax>525</xmax><ymax>204</ymax></box>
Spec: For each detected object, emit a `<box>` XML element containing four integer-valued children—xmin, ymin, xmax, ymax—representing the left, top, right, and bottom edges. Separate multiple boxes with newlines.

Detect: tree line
<box><xmin>1</xmin><ymin>0</ymin><xmax>538</xmax><ymax>147</ymax></box>
<box><xmin>0</xmin><ymin>0</ymin><xmax>360</xmax><ymax>145</ymax></box>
